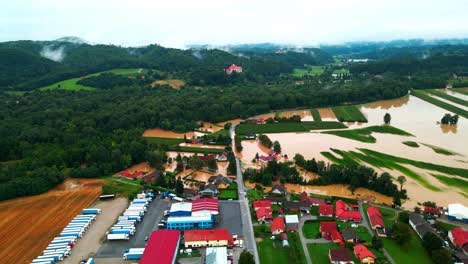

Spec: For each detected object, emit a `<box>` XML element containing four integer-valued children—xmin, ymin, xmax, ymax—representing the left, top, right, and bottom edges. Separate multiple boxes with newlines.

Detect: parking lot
<box><xmin>217</xmin><ymin>200</ymin><xmax>243</xmax><ymax>236</ymax></box>
<box><xmin>95</xmin><ymin>196</ymin><xmax>170</xmax><ymax>259</ymax></box>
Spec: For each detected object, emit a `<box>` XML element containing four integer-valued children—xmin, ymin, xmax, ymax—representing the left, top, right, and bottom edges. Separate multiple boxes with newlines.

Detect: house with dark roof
<box><xmin>300</xmin><ymin>192</ymin><xmax>325</xmax><ymax>206</ymax></box>
<box><xmin>284</xmin><ymin>201</ymin><xmax>309</xmax><ymax>212</ymax></box>
<box><xmin>449</xmin><ymin>227</ymin><xmax>468</xmax><ymax>255</ymax></box>
<box><xmin>183</xmin><ymin>188</ymin><xmax>198</xmax><ymax>199</ymax></box>
<box><xmin>200</xmin><ymin>184</ymin><xmax>219</xmax><ymax>197</ymax></box>
<box><xmin>265</xmin><ymin>195</ymin><xmax>284</xmax><ymax>205</ymax></box>
<box><xmin>329</xmin><ymin>248</ymin><xmax>354</xmax><ymax>264</ymax></box>
<box><xmin>409</xmin><ymin>212</ymin><xmax>438</xmax><ymax>240</ymax></box>
<box><xmin>319</xmin><ymin>204</ymin><xmax>334</xmax><ymax>217</ymax></box>
<box><xmin>141</xmin><ymin>170</ymin><xmax>159</xmax><ymax>183</ymax></box>
<box><xmin>354</xmin><ymin>245</ymin><xmax>375</xmax><ymax>264</ymax></box>
<box><xmin>271</xmin><ymin>184</ymin><xmax>286</xmax><ymax>195</ymax></box>
<box><xmin>367</xmin><ymin>206</ymin><xmax>386</xmax><ymax>237</ymax></box>
<box><xmin>341</xmin><ymin>228</ymin><xmax>358</xmax><ymax>243</ymax></box>
<box><xmin>208</xmin><ymin>174</ymin><xmax>223</xmax><ymax>184</ymax></box>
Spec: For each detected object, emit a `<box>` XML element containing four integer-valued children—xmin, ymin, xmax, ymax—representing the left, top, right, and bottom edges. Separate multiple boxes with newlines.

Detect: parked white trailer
<box><xmin>107</xmin><ymin>233</ymin><xmax>130</xmax><ymax>240</ymax></box>
<box><xmin>32</xmin><ymin>257</ymin><xmax>56</xmax><ymax>263</ymax></box>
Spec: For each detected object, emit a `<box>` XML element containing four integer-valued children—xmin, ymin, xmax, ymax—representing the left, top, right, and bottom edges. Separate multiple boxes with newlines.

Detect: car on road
<box><xmin>157</xmin><ymin>223</ymin><xmax>165</xmax><ymax>229</ymax></box>
<box><xmin>144</xmin><ymin>235</ymin><xmax>149</xmax><ymax>241</ymax></box>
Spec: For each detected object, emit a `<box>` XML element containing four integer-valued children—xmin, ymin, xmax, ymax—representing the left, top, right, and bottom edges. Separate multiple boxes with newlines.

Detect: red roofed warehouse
<box><xmin>320</xmin><ymin>222</ymin><xmax>337</xmax><ymax>238</ymax></box>
<box><xmin>225</xmin><ymin>64</ymin><xmax>243</xmax><ymax>74</ymax></box>
<box><xmin>120</xmin><ymin>170</ymin><xmax>143</xmax><ymax>179</ymax></box>
<box><xmin>319</xmin><ymin>204</ymin><xmax>334</xmax><ymax>217</ymax></box>
<box><xmin>336</xmin><ymin>200</ymin><xmax>361</xmax><ymax>223</ymax></box>
<box><xmin>449</xmin><ymin>227</ymin><xmax>468</xmax><ymax>254</ymax></box>
<box><xmin>140</xmin><ymin>230</ymin><xmax>181</xmax><ymax>264</ymax></box>
<box><xmin>191</xmin><ymin>198</ymin><xmax>219</xmax><ymax>216</ymax></box>
<box><xmin>354</xmin><ymin>244</ymin><xmax>375</xmax><ymax>264</ymax></box>
<box><xmin>184</xmin><ymin>229</ymin><xmax>233</xmax><ymax>248</ymax></box>
<box><xmin>270</xmin><ymin>217</ymin><xmax>285</xmax><ymax>235</ymax></box>
<box><xmin>367</xmin><ymin>206</ymin><xmax>386</xmax><ymax>237</ymax></box>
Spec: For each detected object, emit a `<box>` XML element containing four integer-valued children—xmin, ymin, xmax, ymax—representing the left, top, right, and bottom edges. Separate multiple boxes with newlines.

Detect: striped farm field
<box><xmin>0</xmin><ymin>179</ymin><xmax>104</xmax><ymax>264</ymax></box>
<box><xmin>332</xmin><ymin>105</ymin><xmax>368</xmax><ymax>122</ymax></box>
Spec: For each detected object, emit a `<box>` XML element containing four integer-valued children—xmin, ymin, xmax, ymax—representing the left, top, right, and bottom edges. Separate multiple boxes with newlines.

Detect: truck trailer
<box><xmin>123</xmin><ymin>252</ymin><xmax>143</xmax><ymax>260</ymax></box>
<box><xmin>107</xmin><ymin>233</ymin><xmax>130</xmax><ymax>240</ymax></box>
<box><xmin>82</xmin><ymin>208</ymin><xmax>102</xmax><ymax>214</ymax></box>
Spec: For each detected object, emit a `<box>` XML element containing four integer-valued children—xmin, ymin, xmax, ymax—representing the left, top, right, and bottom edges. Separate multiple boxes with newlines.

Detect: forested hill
<box><xmin>0</xmin><ymin>39</ymin><xmax>332</xmax><ymax>91</ymax></box>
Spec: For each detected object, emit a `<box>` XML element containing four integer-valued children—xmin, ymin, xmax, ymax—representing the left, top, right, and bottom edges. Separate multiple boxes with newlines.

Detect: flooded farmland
<box><xmin>142</xmin><ymin>128</ymin><xmax>204</xmax><ymax>138</ymax></box>
<box><xmin>239</xmin><ymin>95</ymin><xmax>468</xmax><ymax>208</ymax></box>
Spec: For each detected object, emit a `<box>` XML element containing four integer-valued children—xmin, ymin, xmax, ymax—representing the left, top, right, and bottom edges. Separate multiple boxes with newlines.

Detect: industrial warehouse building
<box><xmin>184</xmin><ymin>229</ymin><xmax>233</xmax><ymax>248</ymax></box>
<box><xmin>448</xmin><ymin>204</ymin><xmax>468</xmax><ymax>223</ymax></box>
<box><xmin>166</xmin><ymin>215</ymin><xmax>213</xmax><ymax>230</ymax></box>
<box><xmin>169</xmin><ymin>202</ymin><xmax>192</xmax><ymax>217</ymax></box>
<box><xmin>139</xmin><ymin>230</ymin><xmax>181</xmax><ymax>264</ymax></box>
<box><xmin>191</xmin><ymin>198</ymin><xmax>219</xmax><ymax>216</ymax></box>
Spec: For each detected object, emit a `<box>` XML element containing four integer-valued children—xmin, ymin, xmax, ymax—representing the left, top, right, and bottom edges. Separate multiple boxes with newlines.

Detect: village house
<box><xmin>335</xmin><ymin>200</ymin><xmax>361</xmax><ymax>223</ymax></box>
<box><xmin>284</xmin><ymin>201</ymin><xmax>309</xmax><ymax>213</ymax></box>
<box><xmin>141</xmin><ymin>170</ymin><xmax>159</xmax><ymax>184</ymax></box>
<box><xmin>270</xmin><ymin>184</ymin><xmax>287</xmax><ymax>195</ymax></box>
<box><xmin>300</xmin><ymin>192</ymin><xmax>325</xmax><ymax>206</ymax></box>
<box><xmin>217</xmin><ymin>152</ymin><xmax>228</xmax><ymax>162</ymax></box>
<box><xmin>183</xmin><ymin>188</ymin><xmax>198</xmax><ymax>199</ymax></box>
<box><xmin>319</xmin><ymin>204</ymin><xmax>334</xmax><ymax>217</ymax></box>
<box><xmin>320</xmin><ymin>222</ymin><xmax>338</xmax><ymax>238</ymax></box>
<box><xmin>353</xmin><ymin>245</ymin><xmax>375</xmax><ymax>264</ymax></box>
<box><xmin>253</xmin><ymin>200</ymin><xmax>273</xmax><ymax>223</ymax></box>
<box><xmin>264</xmin><ymin>195</ymin><xmax>284</xmax><ymax>205</ymax></box>
<box><xmin>207</xmin><ymin>174</ymin><xmax>231</xmax><ymax>189</ymax></box>
<box><xmin>224</xmin><ymin>64</ymin><xmax>243</xmax><ymax>74</ymax></box>
<box><xmin>253</xmin><ymin>200</ymin><xmax>272</xmax><ymax>211</ymax></box>
<box><xmin>449</xmin><ymin>227</ymin><xmax>468</xmax><ymax>255</ymax></box>
<box><xmin>341</xmin><ymin>228</ymin><xmax>358</xmax><ymax>244</ymax></box>
<box><xmin>329</xmin><ymin>249</ymin><xmax>354</xmax><ymax>264</ymax></box>
<box><xmin>285</xmin><ymin>215</ymin><xmax>299</xmax><ymax>231</ymax></box>
<box><xmin>367</xmin><ymin>206</ymin><xmax>386</xmax><ymax>237</ymax></box>
<box><xmin>423</xmin><ymin>206</ymin><xmax>441</xmax><ymax>217</ymax></box>
<box><xmin>409</xmin><ymin>212</ymin><xmax>435</xmax><ymax>239</ymax></box>
<box><xmin>200</xmin><ymin>184</ymin><xmax>219</xmax><ymax>197</ymax></box>
<box><xmin>331</xmin><ymin>230</ymin><xmax>345</xmax><ymax>247</ymax></box>
<box><xmin>270</xmin><ymin>217</ymin><xmax>286</xmax><ymax>235</ymax></box>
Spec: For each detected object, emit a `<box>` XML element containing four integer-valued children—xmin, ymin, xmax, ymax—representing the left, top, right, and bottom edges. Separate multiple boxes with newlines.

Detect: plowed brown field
<box><xmin>0</xmin><ymin>178</ymin><xmax>104</xmax><ymax>264</ymax></box>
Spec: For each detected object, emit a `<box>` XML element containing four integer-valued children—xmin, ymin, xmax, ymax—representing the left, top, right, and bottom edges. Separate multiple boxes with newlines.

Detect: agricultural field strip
<box><xmin>331</xmin><ymin>105</ymin><xmax>368</xmax><ymax>122</ymax></box>
<box><xmin>322</xmin><ymin>125</ymin><xmax>413</xmax><ymax>143</ymax></box>
<box><xmin>411</xmin><ymin>89</ymin><xmax>468</xmax><ymax>118</ymax></box>
<box><xmin>427</xmin><ymin>89</ymin><xmax>468</xmax><ymax>107</ymax></box>
<box><xmin>310</xmin><ymin>109</ymin><xmax>322</xmax><ymax>122</ymax></box>
<box><xmin>235</xmin><ymin>121</ymin><xmax>347</xmax><ymax>134</ymax></box>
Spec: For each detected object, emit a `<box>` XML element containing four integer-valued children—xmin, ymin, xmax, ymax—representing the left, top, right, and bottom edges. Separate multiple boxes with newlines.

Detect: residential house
<box><xmin>217</xmin><ymin>177</ymin><xmax>231</xmax><ymax>189</ymax></box>
<box><xmin>253</xmin><ymin>200</ymin><xmax>272</xmax><ymax>211</ymax></box>
<box><xmin>331</xmin><ymin>230</ymin><xmax>345</xmax><ymax>247</ymax></box>
<box><xmin>320</xmin><ymin>222</ymin><xmax>338</xmax><ymax>237</ymax></box>
<box><xmin>259</xmin><ymin>155</ymin><xmax>274</xmax><ymax>163</ymax></box>
<box><xmin>183</xmin><ymin>188</ymin><xmax>198</xmax><ymax>199</ymax></box>
<box><xmin>353</xmin><ymin>245</ymin><xmax>375</xmax><ymax>264</ymax></box>
<box><xmin>217</xmin><ymin>152</ymin><xmax>228</xmax><ymax>162</ymax></box>
<box><xmin>208</xmin><ymin>174</ymin><xmax>223</xmax><ymax>184</ymax></box>
<box><xmin>271</xmin><ymin>184</ymin><xmax>287</xmax><ymax>195</ymax></box>
<box><xmin>409</xmin><ymin>213</ymin><xmax>435</xmax><ymax>239</ymax></box>
<box><xmin>284</xmin><ymin>201</ymin><xmax>309</xmax><ymax>213</ymax></box>
<box><xmin>367</xmin><ymin>206</ymin><xmax>386</xmax><ymax>237</ymax></box>
<box><xmin>424</xmin><ymin>206</ymin><xmax>441</xmax><ymax>217</ymax></box>
<box><xmin>329</xmin><ymin>249</ymin><xmax>354</xmax><ymax>264</ymax></box>
<box><xmin>141</xmin><ymin>170</ymin><xmax>159</xmax><ymax>184</ymax></box>
<box><xmin>265</xmin><ymin>195</ymin><xmax>284</xmax><ymax>205</ymax></box>
<box><xmin>341</xmin><ymin>228</ymin><xmax>358</xmax><ymax>244</ymax></box>
<box><xmin>300</xmin><ymin>192</ymin><xmax>325</xmax><ymax>206</ymax></box>
<box><xmin>255</xmin><ymin>207</ymin><xmax>273</xmax><ymax>223</ymax></box>
<box><xmin>270</xmin><ymin>217</ymin><xmax>286</xmax><ymax>235</ymax></box>
<box><xmin>225</xmin><ymin>64</ymin><xmax>243</xmax><ymax>74</ymax></box>
<box><xmin>285</xmin><ymin>215</ymin><xmax>299</xmax><ymax>231</ymax></box>
<box><xmin>319</xmin><ymin>204</ymin><xmax>334</xmax><ymax>217</ymax></box>
<box><xmin>199</xmin><ymin>154</ymin><xmax>216</xmax><ymax>162</ymax></box>
<box><xmin>449</xmin><ymin>227</ymin><xmax>468</xmax><ymax>255</ymax></box>
<box><xmin>200</xmin><ymin>184</ymin><xmax>219</xmax><ymax>197</ymax></box>
<box><xmin>336</xmin><ymin>200</ymin><xmax>361</xmax><ymax>223</ymax></box>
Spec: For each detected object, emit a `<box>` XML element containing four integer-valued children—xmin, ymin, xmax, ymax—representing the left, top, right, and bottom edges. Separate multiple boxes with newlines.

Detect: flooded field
<box><xmin>217</xmin><ymin>118</ymin><xmax>243</xmax><ymax>126</ymax></box>
<box><xmin>166</xmin><ymin>151</ymin><xmax>229</xmax><ymax>179</ymax></box>
<box><xmin>238</xmin><ymin>95</ymin><xmax>468</xmax><ymax>208</ymax></box>
<box><xmin>317</xmin><ymin>108</ymin><xmax>338</xmax><ymax>121</ymax></box>
<box><xmin>441</xmin><ymin>88</ymin><xmax>468</xmax><ymax>101</ymax></box>
<box><xmin>196</xmin><ymin>121</ymin><xmax>223</xmax><ymax>133</ymax></box>
<box><xmin>142</xmin><ymin>128</ymin><xmax>204</xmax><ymax>138</ymax></box>
<box><xmin>279</xmin><ymin>109</ymin><xmax>314</xmax><ymax>121</ymax></box>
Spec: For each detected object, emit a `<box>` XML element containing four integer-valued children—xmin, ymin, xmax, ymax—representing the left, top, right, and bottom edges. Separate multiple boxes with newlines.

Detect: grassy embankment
<box><xmin>421</xmin><ymin>143</ymin><xmax>457</xmax><ymax>156</ymax></box>
<box><xmin>431</xmin><ymin>174</ymin><xmax>468</xmax><ymax>195</ymax></box>
<box><xmin>322</xmin><ymin>125</ymin><xmax>413</xmax><ymax>143</ymax></box>
<box><xmin>321</xmin><ymin>148</ymin><xmax>468</xmax><ymax>191</ymax></box>
<box><xmin>145</xmin><ymin>137</ymin><xmax>225</xmax><ymax>154</ymax></box>
<box><xmin>332</xmin><ymin>105</ymin><xmax>368</xmax><ymax>122</ymax></box>
<box><xmin>236</xmin><ymin>121</ymin><xmax>347</xmax><ymax>135</ymax></box>
<box><xmin>39</xmin><ymin>68</ymin><xmax>147</xmax><ymax>91</ymax></box>
<box><xmin>292</xmin><ymin>66</ymin><xmax>324</xmax><ymax>77</ymax></box>
<box><xmin>412</xmin><ymin>89</ymin><xmax>468</xmax><ymax>118</ymax></box>
<box><xmin>102</xmin><ymin>177</ymin><xmax>142</xmax><ymax>199</ymax></box>
<box><xmin>310</xmin><ymin>109</ymin><xmax>322</xmax><ymax>122</ymax></box>
<box><xmin>427</xmin><ymin>89</ymin><xmax>468</xmax><ymax>107</ymax></box>
<box><xmin>402</xmin><ymin>141</ymin><xmax>419</xmax><ymax>147</ymax></box>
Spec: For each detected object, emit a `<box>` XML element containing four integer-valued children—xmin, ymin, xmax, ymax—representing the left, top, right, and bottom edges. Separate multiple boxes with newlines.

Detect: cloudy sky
<box><xmin>1</xmin><ymin>0</ymin><xmax>468</xmax><ymax>48</ymax></box>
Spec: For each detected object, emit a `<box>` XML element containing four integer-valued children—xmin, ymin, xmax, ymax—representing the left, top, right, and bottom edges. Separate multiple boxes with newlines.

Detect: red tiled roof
<box><xmin>184</xmin><ymin>229</ymin><xmax>232</xmax><ymax>245</ymax></box>
<box><xmin>451</xmin><ymin>227</ymin><xmax>468</xmax><ymax>248</ymax></box>
<box><xmin>354</xmin><ymin>245</ymin><xmax>375</xmax><ymax>260</ymax></box>
<box><xmin>319</xmin><ymin>204</ymin><xmax>334</xmax><ymax>216</ymax></box>
<box><xmin>331</xmin><ymin>230</ymin><xmax>345</xmax><ymax>247</ymax></box>
<box><xmin>367</xmin><ymin>205</ymin><xmax>384</xmax><ymax>228</ymax></box>
<box><xmin>256</xmin><ymin>207</ymin><xmax>273</xmax><ymax>220</ymax></box>
<box><xmin>271</xmin><ymin>217</ymin><xmax>285</xmax><ymax>232</ymax></box>
<box><xmin>191</xmin><ymin>198</ymin><xmax>219</xmax><ymax>212</ymax></box>
<box><xmin>140</xmin><ymin>230</ymin><xmax>180</xmax><ymax>264</ymax></box>
<box><xmin>226</xmin><ymin>64</ymin><xmax>242</xmax><ymax>71</ymax></box>
<box><xmin>253</xmin><ymin>200</ymin><xmax>272</xmax><ymax>208</ymax></box>
<box><xmin>320</xmin><ymin>222</ymin><xmax>338</xmax><ymax>234</ymax></box>
<box><xmin>120</xmin><ymin>170</ymin><xmax>143</xmax><ymax>179</ymax></box>
<box><xmin>336</xmin><ymin>200</ymin><xmax>361</xmax><ymax>221</ymax></box>
<box><xmin>424</xmin><ymin>206</ymin><xmax>440</xmax><ymax>215</ymax></box>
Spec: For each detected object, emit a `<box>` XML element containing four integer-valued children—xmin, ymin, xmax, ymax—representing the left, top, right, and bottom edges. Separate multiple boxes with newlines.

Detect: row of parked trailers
<box><xmin>31</xmin><ymin>209</ymin><xmax>101</xmax><ymax>264</ymax></box>
<box><xmin>123</xmin><ymin>247</ymin><xmax>146</xmax><ymax>260</ymax></box>
<box><xmin>106</xmin><ymin>197</ymin><xmax>153</xmax><ymax>241</ymax></box>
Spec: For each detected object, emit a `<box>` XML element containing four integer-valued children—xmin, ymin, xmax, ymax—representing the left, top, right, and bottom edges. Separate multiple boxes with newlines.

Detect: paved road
<box><xmin>358</xmin><ymin>201</ymin><xmax>395</xmax><ymax>264</ymax></box>
<box><xmin>297</xmin><ymin>215</ymin><xmax>313</xmax><ymax>264</ymax></box>
<box><xmin>230</xmin><ymin>124</ymin><xmax>260</xmax><ymax>264</ymax></box>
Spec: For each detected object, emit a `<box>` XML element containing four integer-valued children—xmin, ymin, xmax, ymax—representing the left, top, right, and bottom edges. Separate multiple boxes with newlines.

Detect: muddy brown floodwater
<box><xmin>239</xmin><ymin>95</ymin><xmax>468</xmax><ymax>208</ymax></box>
<box><xmin>142</xmin><ymin>128</ymin><xmax>204</xmax><ymax>138</ymax></box>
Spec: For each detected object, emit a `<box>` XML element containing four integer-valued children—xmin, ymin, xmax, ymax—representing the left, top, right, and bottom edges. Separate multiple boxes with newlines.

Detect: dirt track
<box><xmin>0</xmin><ymin>179</ymin><xmax>104</xmax><ymax>264</ymax></box>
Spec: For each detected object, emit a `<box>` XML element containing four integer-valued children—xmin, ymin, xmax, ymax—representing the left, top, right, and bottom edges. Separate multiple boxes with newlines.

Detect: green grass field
<box><xmin>421</xmin><ymin>143</ymin><xmax>457</xmax><ymax>156</ymax></box>
<box><xmin>292</xmin><ymin>66</ymin><xmax>324</xmax><ymax>77</ymax></box>
<box><xmin>310</xmin><ymin>109</ymin><xmax>322</xmax><ymax>122</ymax></box>
<box><xmin>322</xmin><ymin>125</ymin><xmax>413</xmax><ymax>143</ymax></box>
<box><xmin>452</xmin><ymin>88</ymin><xmax>468</xmax><ymax>96</ymax></box>
<box><xmin>383</xmin><ymin>235</ymin><xmax>432</xmax><ymax>264</ymax></box>
<box><xmin>306</xmin><ymin>243</ymin><xmax>341</xmax><ymax>264</ymax></box>
<box><xmin>302</xmin><ymin>220</ymin><xmax>320</xmax><ymax>239</ymax></box>
<box><xmin>427</xmin><ymin>89</ymin><xmax>468</xmax><ymax>107</ymax></box>
<box><xmin>145</xmin><ymin>137</ymin><xmax>185</xmax><ymax>145</ymax></box>
<box><xmin>332</xmin><ymin>106</ymin><xmax>368</xmax><ymax>122</ymax></box>
<box><xmin>432</xmin><ymin>174</ymin><xmax>468</xmax><ymax>194</ymax></box>
<box><xmin>218</xmin><ymin>189</ymin><xmax>238</xmax><ymax>199</ymax></box>
<box><xmin>236</xmin><ymin>121</ymin><xmax>347</xmax><ymax>134</ymax></box>
<box><xmin>333</xmin><ymin>68</ymin><xmax>349</xmax><ymax>74</ymax></box>
<box><xmin>39</xmin><ymin>68</ymin><xmax>146</xmax><ymax>91</ymax></box>
<box><xmin>412</xmin><ymin>89</ymin><xmax>468</xmax><ymax>118</ymax></box>
<box><xmin>402</xmin><ymin>141</ymin><xmax>419</xmax><ymax>147</ymax></box>
<box><xmin>102</xmin><ymin>178</ymin><xmax>142</xmax><ymax>199</ymax></box>
<box><xmin>258</xmin><ymin>232</ymin><xmax>306</xmax><ymax>264</ymax></box>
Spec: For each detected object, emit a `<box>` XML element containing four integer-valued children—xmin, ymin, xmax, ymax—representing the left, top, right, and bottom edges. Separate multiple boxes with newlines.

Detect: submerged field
<box><xmin>0</xmin><ymin>179</ymin><xmax>104</xmax><ymax>264</ymax></box>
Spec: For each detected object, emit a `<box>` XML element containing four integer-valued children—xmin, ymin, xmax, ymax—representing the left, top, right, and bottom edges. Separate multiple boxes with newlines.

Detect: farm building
<box><xmin>329</xmin><ymin>249</ymin><xmax>353</xmax><ymax>264</ymax></box>
<box><xmin>169</xmin><ymin>202</ymin><xmax>192</xmax><ymax>217</ymax></box>
<box><xmin>191</xmin><ymin>198</ymin><xmax>219</xmax><ymax>216</ymax></box>
<box><xmin>225</xmin><ymin>64</ymin><xmax>243</xmax><ymax>74</ymax></box>
<box><xmin>166</xmin><ymin>215</ymin><xmax>213</xmax><ymax>230</ymax></box>
<box><xmin>367</xmin><ymin>206</ymin><xmax>386</xmax><ymax>237</ymax></box>
<box><xmin>335</xmin><ymin>200</ymin><xmax>361</xmax><ymax>222</ymax></box>
<box><xmin>319</xmin><ymin>204</ymin><xmax>334</xmax><ymax>217</ymax></box>
<box><xmin>285</xmin><ymin>215</ymin><xmax>299</xmax><ymax>231</ymax></box>
<box><xmin>270</xmin><ymin>217</ymin><xmax>286</xmax><ymax>235</ymax></box>
<box><xmin>449</xmin><ymin>228</ymin><xmax>468</xmax><ymax>254</ymax></box>
<box><xmin>184</xmin><ymin>229</ymin><xmax>233</xmax><ymax>248</ymax></box>
<box><xmin>139</xmin><ymin>230</ymin><xmax>181</xmax><ymax>264</ymax></box>
<box><xmin>448</xmin><ymin>204</ymin><xmax>468</xmax><ymax>223</ymax></box>
<box><xmin>284</xmin><ymin>201</ymin><xmax>309</xmax><ymax>212</ymax></box>
<box><xmin>353</xmin><ymin>245</ymin><xmax>375</xmax><ymax>264</ymax></box>
<box><xmin>206</xmin><ymin>247</ymin><xmax>228</xmax><ymax>264</ymax></box>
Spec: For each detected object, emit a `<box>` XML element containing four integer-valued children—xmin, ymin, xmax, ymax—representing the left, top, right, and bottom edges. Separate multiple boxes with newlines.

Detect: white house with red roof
<box><xmin>336</xmin><ymin>200</ymin><xmax>361</xmax><ymax>223</ymax></box>
<box><xmin>367</xmin><ymin>206</ymin><xmax>386</xmax><ymax>237</ymax></box>
<box><xmin>354</xmin><ymin>245</ymin><xmax>375</xmax><ymax>263</ymax></box>
<box><xmin>449</xmin><ymin>227</ymin><xmax>468</xmax><ymax>255</ymax></box>
<box><xmin>270</xmin><ymin>217</ymin><xmax>286</xmax><ymax>235</ymax></box>
<box><xmin>225</xmin><ymin>64</ymin><xmax>243</xmax><ymax>74</ymax></box>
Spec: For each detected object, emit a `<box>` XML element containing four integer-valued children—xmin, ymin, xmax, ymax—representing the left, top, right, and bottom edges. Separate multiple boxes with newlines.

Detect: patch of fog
<box><xmin>40</xmin><ymin>45</ymin><xmax>66</xmax><ymax>62</ymax></box>
<box><xmin>192</xmin><ymin>50</ymin><xmax>203</xmax><ymax>60</ymax></box>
